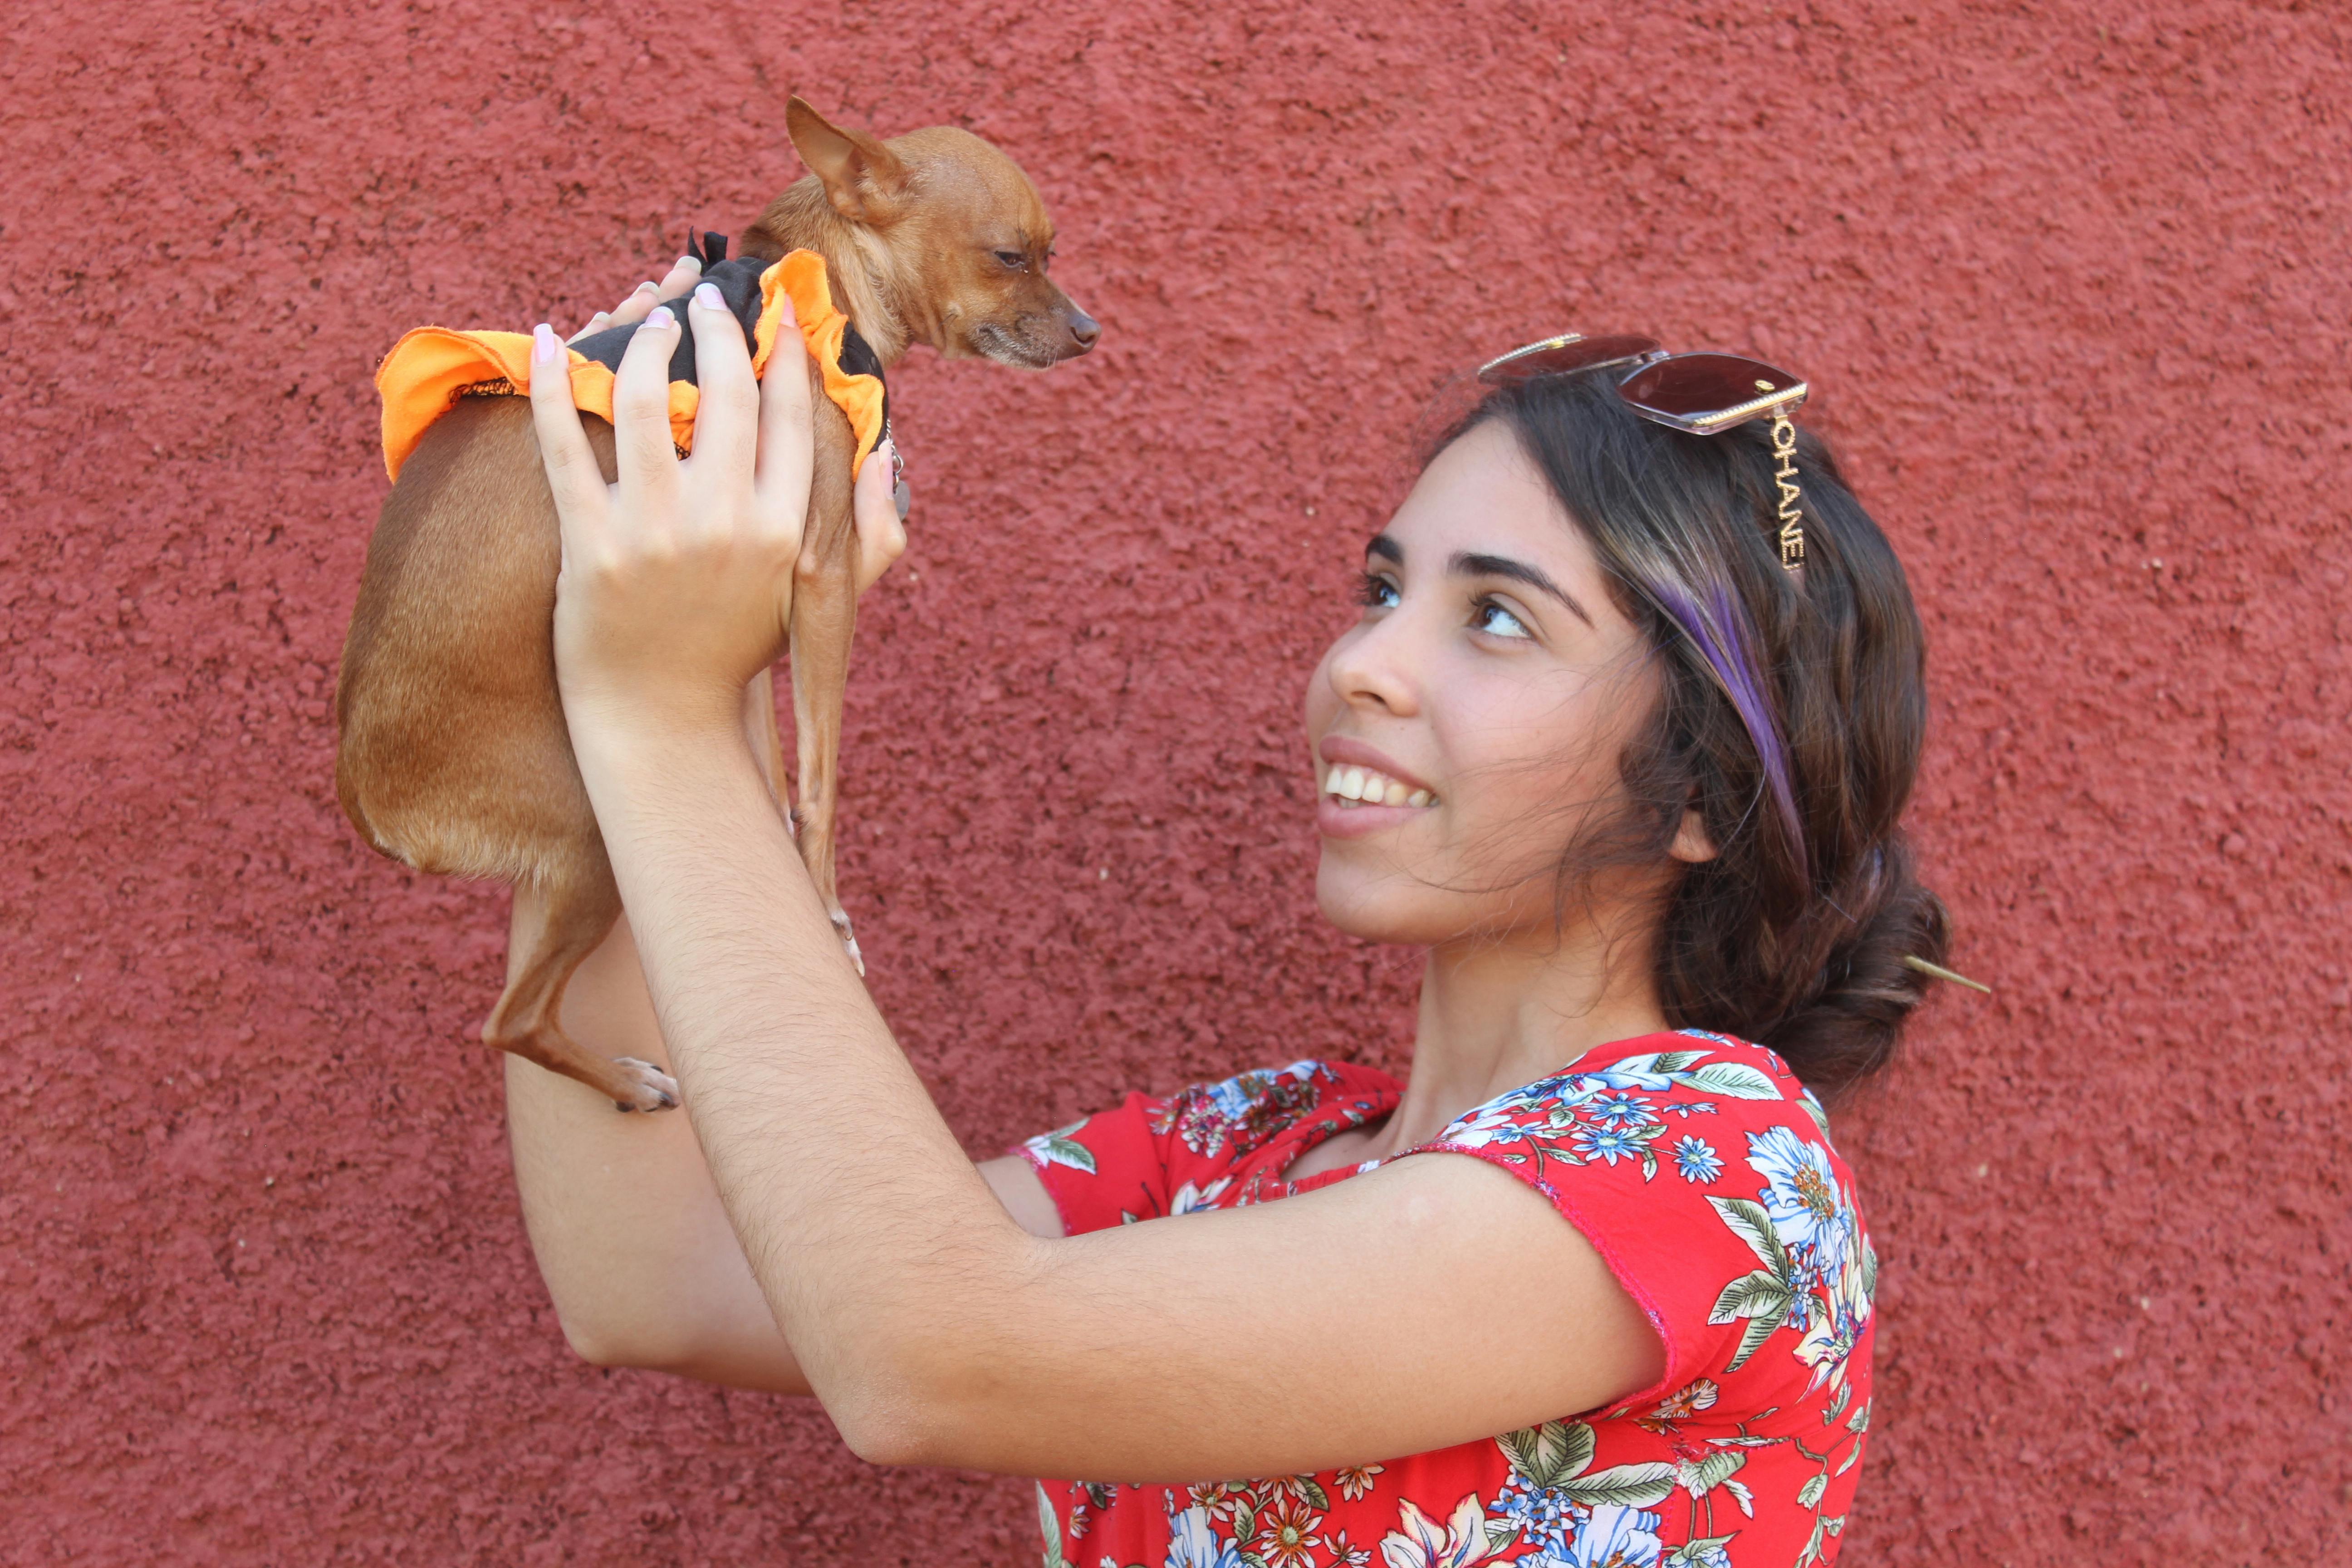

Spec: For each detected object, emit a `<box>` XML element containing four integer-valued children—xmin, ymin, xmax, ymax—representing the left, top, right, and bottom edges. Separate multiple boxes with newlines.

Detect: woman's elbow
<box><xmin>825</xmin><ymin>1381</ymin><xmax>980</xmax><ymax>1470</ymax></box>
<box><xmin>554</xmin><ymin>1305</ymin><xmax>666</xmax><ymax>1372</ymax></box>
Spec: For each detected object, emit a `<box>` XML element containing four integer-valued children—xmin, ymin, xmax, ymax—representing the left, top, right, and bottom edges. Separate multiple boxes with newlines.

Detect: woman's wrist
<box><xmin>564</xmin><ymin>693</ymin><xmax>770</xmax><ymax>829</ymax></box>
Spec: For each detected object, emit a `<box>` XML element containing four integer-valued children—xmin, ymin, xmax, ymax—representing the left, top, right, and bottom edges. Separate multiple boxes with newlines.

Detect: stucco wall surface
<box><xmin>4</xmin><ymin>1</ymin><xmax>2347</xmax><ymax>1563</ymax></box>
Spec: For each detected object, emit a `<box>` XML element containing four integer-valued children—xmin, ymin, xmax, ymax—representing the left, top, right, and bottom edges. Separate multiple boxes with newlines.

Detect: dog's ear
<box><xmin>787</xmin><ymin>98</ymin><xmax>907</xmax><ymax>226</ymax></box>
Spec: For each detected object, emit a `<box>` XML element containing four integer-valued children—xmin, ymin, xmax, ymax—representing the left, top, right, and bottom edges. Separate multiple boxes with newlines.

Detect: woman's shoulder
<box><xmin>1413</xmin><ymin>1029</ymin><xmax>1875</xmax><ymax>1418</ymax></box>
<box><xmin>1431</xmin><ymin>1028</ymin><xmax>1842</xmax><ymax>1176</ymax></box>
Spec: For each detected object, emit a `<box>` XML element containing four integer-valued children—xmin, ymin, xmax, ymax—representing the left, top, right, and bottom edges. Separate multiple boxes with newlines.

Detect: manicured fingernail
<box><xmin>677</xmin><ymin>255</ymin><xmax>701</xmax><ymax>273</ymax></box>
<box><xmin>533</xmin><ymin>323</ymin><xmax>559</xmax><ymax>363</ymax></box>
<box><xmin>694</xmin><ymin>282</ymin><xmax>723</xmax><ymax>311</ymax></box>
<box><xmin>647</xmin><ymin>306</ymin><xmax>675</xmax><ymax>330</ymax></box>
<box><xmin>634</xmin><ymin>280</ymin><xmax>658</xmax><ymax>296</ymax></box>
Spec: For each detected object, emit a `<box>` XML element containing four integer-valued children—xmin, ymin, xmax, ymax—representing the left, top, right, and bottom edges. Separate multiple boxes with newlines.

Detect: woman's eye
<box><xmin>1474</xmin><ymin>598</ymin><xmax>1532</xmax><ymax>638</ymax></box>
<box><xmin>1357</xmin><ymin>572</ymin><xmax>1400</xmax><ymax>610</ymax></box>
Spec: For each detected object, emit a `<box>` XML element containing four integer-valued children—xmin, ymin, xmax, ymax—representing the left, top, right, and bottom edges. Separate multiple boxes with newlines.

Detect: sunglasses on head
<box><xmin>1476</xmin><ymin>333</ymin><xmax>1812</xmax><ymax>572</ymax></box>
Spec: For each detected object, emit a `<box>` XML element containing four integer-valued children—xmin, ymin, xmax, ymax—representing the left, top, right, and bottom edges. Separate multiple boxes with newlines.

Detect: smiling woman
<box><xmin>499</xmin><ymin>296</ymin><xmax>1946</xmax><ymax>1568</ymax></box>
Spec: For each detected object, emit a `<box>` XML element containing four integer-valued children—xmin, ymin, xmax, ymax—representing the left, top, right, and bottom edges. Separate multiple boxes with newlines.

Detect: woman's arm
<box><xmin>529</xmin><ymin>286</ymin><xmax>1662</xmax><ymax>1480</ymax></box>
<box><xmin>500</xmin><ymin>260</ymin><xmax>1080</xmax><ymax>1391</ymax></box>
<box><xmin>505</xmin><ymin>911</ymin><xmax>1067</xmax><ymax>1393</ymax></box>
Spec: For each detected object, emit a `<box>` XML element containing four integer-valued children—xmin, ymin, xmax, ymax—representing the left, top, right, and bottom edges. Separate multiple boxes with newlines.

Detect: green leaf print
<box><xmin>1706</xmin><ymin>1197</ymin><xmax>1793</xmax><ymax>1282</ymax></box>
<box><xmin>1037</xmin><ymin>1136</ymin><xmax>1098</xmax><ymax>1174</ymax></box>
<box><xmin>1797</xmin><ymin>1472</ymin><xmax>1828</xmax><ymax>1508</ymax></box>
<box><xmin>1649</xmin><ymin>1050</ymin><xmax>1710</xmax><ymax>1073</ymax></box>
<box><xmin>1724</xmin><ymin>1311</ymin><xmax>1782</xmax><ymax>1374</ymax></box>
<box><xmin>1709</xmin><ymin>1269</ymin><xmax>1795</xmax><ymax>1327</ymax></box>
<box><xmin>1499</xmin><ymin>1418</ymin><xmax>1597</xmax><ymax>1489</ymax></box>
<box><xmin>1666</xmin><ymin>1537</ymin><xmax>1738</xmax><ymax>1568</ymax></box>
<box><xmin>1561</xmin><ymin>1461</ymin><xmax>1677</xmax><ymax>1509</ymax></box>
<box><xmin>1037</xmin><ymin>1485</ymin><xmax>1069</xmax><ymax>1568</ymax></box>
<box><xmin>1679</xmin><ymin>1448</ymin><xmax>1747</xmax><ymax>1496</ymax></box>
<box><xmin>1685</xmin><ymin>1061</ymin><xmax>1782</xmax><ymax>1099</ymax></box>
<box><xmin>1847</xmin><ymin>1398</ymin><xmax>1872</xmax><ymax>1435</ymax></box>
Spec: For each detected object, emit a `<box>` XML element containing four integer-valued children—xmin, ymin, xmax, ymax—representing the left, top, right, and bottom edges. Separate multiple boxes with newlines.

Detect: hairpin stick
<box><xmin>1904</xmin><ymin>955</ymin><xmax>1990</xmax><ymax>994</ymax></box>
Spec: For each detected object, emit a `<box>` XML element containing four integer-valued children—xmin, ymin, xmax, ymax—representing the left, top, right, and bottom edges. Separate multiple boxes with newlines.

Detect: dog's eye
<box><xmin>994</xmin><ymin>250</ymin><xmax>1028</xmax><ymax>271</ymax></box>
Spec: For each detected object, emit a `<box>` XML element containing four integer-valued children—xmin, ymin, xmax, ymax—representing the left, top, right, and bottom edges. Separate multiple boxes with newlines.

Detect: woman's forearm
<box><xmin>501</xmin><ymin>902</ymin><xmax>813</xmax><ymax>1393</ymax></box>
<box><xmin>568</xmin><ymin>719</ymin><xmax>1030</xmax><ymax>1454</ymax></box>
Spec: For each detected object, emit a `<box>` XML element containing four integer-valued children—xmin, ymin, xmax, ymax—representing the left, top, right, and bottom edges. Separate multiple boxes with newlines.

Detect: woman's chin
<box><xmin>1313</xmin><ymin>862</ymin><xmax>1447</xmax><ymax>946</ymax></box>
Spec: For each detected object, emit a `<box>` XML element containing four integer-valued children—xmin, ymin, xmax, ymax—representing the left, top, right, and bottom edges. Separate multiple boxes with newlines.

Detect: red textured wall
<box><xmin>5</xmin><ymin>2</ymin><xmax>2346</xmax><ymax>1563</ymax></box>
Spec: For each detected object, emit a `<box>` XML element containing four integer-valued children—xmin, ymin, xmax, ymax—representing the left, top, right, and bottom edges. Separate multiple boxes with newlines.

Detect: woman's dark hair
<box><xmin>1441</xmin><ymin>373</ymin><xmax>1950</xmax><ymax>1101</ymax></box>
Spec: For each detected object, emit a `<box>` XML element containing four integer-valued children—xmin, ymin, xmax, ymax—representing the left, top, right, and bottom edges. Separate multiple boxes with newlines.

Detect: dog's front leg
<box><xmin>787</xmin><ymin>401</ymin><xmax>864</xmax><ymax>974</ymax></box>
<box><xmin>743</xmin><ymin>666</ymin><xmax>795</xmax><ymax>838</ymax></box>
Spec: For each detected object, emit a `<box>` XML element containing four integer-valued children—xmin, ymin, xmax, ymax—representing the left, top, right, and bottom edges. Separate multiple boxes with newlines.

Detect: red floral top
<box><xmin>1015</xmin><ymin>1030</ymin><xmax>1874</xmax><ymax>1568</ymax></box>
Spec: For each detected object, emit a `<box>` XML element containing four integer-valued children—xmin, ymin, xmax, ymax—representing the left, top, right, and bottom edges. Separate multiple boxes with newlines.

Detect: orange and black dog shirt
<box><xmin>376</xmin><ymin>237</ymin><xmax>888</xmax><ymax>484</ymax></box>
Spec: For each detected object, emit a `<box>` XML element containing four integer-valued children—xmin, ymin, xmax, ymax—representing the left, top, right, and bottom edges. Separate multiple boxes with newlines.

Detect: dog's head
<box><xmin>769</xmin><ymin>98</ymin><xmax>1098</xmax><ymax>370</ymax></box>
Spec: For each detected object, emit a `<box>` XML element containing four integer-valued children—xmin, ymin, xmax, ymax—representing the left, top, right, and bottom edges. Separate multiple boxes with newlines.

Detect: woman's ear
<box><xmin>1669</xmin><ymin>807</ymin><xmax>1718</xmax><ymax>865</ymax></box>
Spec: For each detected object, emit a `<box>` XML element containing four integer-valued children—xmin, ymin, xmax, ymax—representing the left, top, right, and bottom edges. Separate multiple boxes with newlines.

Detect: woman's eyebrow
<box><xmin>1451</xmin><ymin>551</ymin><xmax>1596</xmax><ymax>628</ymax></box>
<box><xmin>1364</xmin><ymin>533</ymin><xmax>1403</xmax><ymax>565</ymax></box>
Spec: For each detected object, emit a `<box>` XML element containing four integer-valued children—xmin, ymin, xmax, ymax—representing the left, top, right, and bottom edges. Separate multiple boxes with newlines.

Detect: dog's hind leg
<box><xmin>487</xmin><ymin>854</ymin><xmax>678</xmax><ymax>1112</ymax></box>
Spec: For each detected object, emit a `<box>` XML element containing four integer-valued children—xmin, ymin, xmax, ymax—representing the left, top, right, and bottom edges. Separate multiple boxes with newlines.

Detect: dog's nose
<box><xmin>1064</xmin><ymin>307</ymin><xmax>1101</xmax><ymax>353</ymax></box>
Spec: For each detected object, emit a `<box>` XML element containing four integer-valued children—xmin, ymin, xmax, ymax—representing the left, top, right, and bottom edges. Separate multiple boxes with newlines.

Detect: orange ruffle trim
<box><xmin>374</xmin><ymin>250</ymin><xmax>887</xmax><ymax>483</ymax></box>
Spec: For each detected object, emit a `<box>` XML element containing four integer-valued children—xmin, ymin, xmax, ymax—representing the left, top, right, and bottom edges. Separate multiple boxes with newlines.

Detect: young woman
<box><xmin>507</xmin><ymin>257</ymin><xmax>1950</xmax><ymax>1568</ymax></box>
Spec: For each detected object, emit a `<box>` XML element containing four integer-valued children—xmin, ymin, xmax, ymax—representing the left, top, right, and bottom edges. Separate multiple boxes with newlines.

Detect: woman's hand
<box><xmin>529</xmin><ymin>279</ymin><xmax>907</xmax><ymax>742</ymax></box>
<box><xmin>566</xmin><ymin>254</ymin><xmax>707</xmax><ymax>344</ymax></box>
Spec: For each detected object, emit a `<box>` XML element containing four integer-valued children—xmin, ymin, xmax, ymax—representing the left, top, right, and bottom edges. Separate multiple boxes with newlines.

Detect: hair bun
<box><xmin>1761</xmin><ymin>838</ymin><xmax>1952</xmax><ymax>1098</ymax></box>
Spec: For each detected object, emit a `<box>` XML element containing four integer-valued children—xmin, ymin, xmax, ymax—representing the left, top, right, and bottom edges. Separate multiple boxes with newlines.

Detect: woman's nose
<box><xmin>1325</xmin><ymin>618</ymin><xmax>1420</xmax><ymax>717</ymax></box>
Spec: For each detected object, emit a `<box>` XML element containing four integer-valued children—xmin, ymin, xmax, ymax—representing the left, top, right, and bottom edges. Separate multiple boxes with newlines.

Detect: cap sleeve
<box><xmin>1401</xmin><ymin>1034</ymin><xmax>1872</xmax><ymax>1416</ymax></box>
<box><xmin>1012</xmin><ymin>1092</ymin><xmax>1175</xmax><ymax>1236</ymax></box>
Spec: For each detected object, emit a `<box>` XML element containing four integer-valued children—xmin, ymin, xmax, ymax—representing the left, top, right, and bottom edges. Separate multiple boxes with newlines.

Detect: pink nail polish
<box><xmin>647</xmin><ymin>306</ymin><xmax>675</xmax><ymax>330</ymax></box>
<box><xmin>694</xmin><ymin>282</ymin><xmax>723</xmax><ymax>310</ymax></box>
<box><xmin>533</xmin><ymin>323</ymin><xmax>559</xmax><ymax>364</ymax></box>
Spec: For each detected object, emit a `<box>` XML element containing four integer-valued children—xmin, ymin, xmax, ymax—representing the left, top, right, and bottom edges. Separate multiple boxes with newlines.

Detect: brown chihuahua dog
<box><xmin>335</xmin><ymin>99</ymin><xmax>1096</xmax><ymax>1110</ymax></box>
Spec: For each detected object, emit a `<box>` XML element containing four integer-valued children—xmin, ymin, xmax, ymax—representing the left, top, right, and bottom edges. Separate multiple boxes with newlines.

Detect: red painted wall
<box><xmin>5</xmin><ymin>2</ymin><xmax>2346</xmax><ymax>1562</ymax></box>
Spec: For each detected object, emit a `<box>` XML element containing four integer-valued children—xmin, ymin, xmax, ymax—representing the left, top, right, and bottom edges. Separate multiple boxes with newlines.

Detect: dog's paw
<box><xmin>831</xmin><ymin>911</ymin><xmax>865</xmax><ymax>978</ymax></box>
<box><xmin>610</xmin><ymin>1057</ymin><xmax>681</xmax><ymax>1113</ymax></box>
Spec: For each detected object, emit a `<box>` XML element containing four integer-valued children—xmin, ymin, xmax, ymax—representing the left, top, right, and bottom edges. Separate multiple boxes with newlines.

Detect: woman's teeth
<box><xmin>1321</xmin><ymin>764</ymin><xmax>1436</xmax><ymax>810</ymax></box>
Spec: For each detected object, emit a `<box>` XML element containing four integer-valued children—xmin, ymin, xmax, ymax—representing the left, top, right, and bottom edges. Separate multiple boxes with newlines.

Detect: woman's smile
<box><xmin>1315</xmin><ymin>735</ymin><xmax>1440</xmax><ymax>837</ymax></box>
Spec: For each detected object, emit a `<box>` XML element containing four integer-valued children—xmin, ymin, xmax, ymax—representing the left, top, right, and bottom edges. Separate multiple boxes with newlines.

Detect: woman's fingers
<box><xmin>851</xmin><ymin>439</ymin><xmax>910</xmax><ymax>595</ymax></box>
<box><xmin>572</xmin><ymin>255</ymin><xmax>705</xmax><ymax>343</ymax></box>
<box><xmin>611</xmin><ymin>305</ymin><xmax>684</xmax><ymax>532</ymax></box>
<box><xmin>752</xmin><ymin>294</ymin><xmax>816</xmax><ymax>547</ymax></box>
<box><xmin>527</xmin><ymin>323</ymin><xmax>610</xmax><ymax>553</ymax></box>
<box><xmin>682</xmin><ymin>282</ymin><xmax>760</xmax><ymax>519</ymax></box>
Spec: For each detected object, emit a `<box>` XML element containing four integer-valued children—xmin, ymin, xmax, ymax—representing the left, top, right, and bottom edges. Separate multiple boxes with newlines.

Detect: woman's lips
<box><xmin>1312</xmin><ymin>742</ymin><xmax>1439</xmax><ymax>839</ymax></box>
<box><xmin>1315</xmin><ymin>791</ymin><xmax>1431</xmax><ymax>839</ymax></box>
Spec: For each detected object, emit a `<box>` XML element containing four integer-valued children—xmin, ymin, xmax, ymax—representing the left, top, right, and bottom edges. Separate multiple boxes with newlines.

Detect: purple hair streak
<box><xmin>1652</xmin><ymin>580</ymin><xmax>1808</xmax><ymax>882</ymax></box>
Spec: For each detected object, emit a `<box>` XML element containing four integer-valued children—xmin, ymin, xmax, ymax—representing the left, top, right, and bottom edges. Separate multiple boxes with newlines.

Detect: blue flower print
<box><xmin>1571</xmin><ymin>1122</ymin><xmax>1644</xmax><ymax>1165</ymax></box>
<box><xmin>1662</xmin><ymin>1101</ymin><xmax>1718</xmax><ymax>1118</ymax></box>
<box><xmin>1164</xmin><ymin>1505</ymin><xmax>1244</xmax><ymax>1568</ymax></box>
<box><xmin>1671</xmin><ymin>1136</ymin><xmax>1723</xmax><ymax>1184</ymax></box>
<box><xmin>1746</xmin><ymin>1125</ymin><xmax>1854</xmax><ymax>1282</ymax></box>
<box><xmin>1584</xmin><ymin>1091</ymin><xmax>1658</xmax><ymax>1131</ymax></box>
<box><xmin>1492</xmin><ymin>1471</ymin><xmax>1576</xmax><ymax>1556</ymax></box>
<box><xmin>1555</xmin><ymin>1504</ymin><xmax>1665</xmax><ymax>1568</ymax></box>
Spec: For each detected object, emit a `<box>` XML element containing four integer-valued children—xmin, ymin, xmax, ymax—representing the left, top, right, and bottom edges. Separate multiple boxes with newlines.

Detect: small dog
<box><xmin>334</xmin><ymin>99</ymin><xmax>1096</xmax><ymax>1110</ymax></box>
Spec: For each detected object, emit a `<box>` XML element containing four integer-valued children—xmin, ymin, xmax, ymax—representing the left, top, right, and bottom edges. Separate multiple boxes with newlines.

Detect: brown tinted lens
<box><xmin>1479</xmin><ymin>334</ymin><xmax>1661</xmax><ymax>386</ymax></box>
<box><xmin>1617</xmin><ymin>353</ymin><xmax>1797</xmax><ymax>420</ymax></box>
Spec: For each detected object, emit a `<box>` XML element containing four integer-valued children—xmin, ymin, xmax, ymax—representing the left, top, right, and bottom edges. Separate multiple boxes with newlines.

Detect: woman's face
<box><xmin>1304</xmin><ymin>420</ymin><xmax>1663</xmax><ymax>948</ymax></box>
